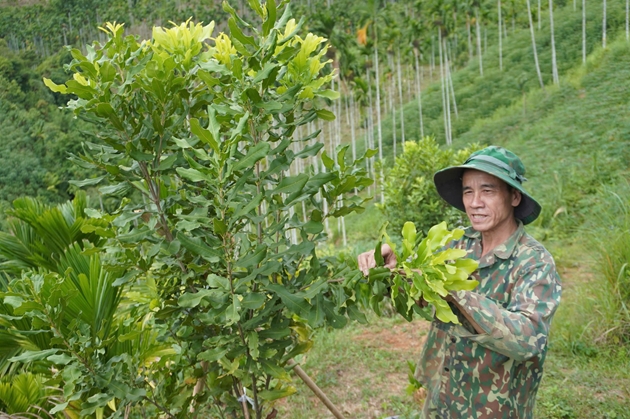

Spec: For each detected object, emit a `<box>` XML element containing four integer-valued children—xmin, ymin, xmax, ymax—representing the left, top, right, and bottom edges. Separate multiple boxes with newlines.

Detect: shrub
<box><xmin>379</xmin><ymin>137</ymin><xmax>482</xmax><ymax>237</ymax></box>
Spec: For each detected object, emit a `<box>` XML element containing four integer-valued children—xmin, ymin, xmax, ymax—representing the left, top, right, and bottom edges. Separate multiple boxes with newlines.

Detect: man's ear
<box><xmin>512</xmin><ymin>189</ymin><xmax>522</xmax><ymax>208</ymax></box>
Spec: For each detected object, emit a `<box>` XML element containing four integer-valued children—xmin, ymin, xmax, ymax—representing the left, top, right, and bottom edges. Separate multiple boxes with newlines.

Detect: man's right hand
<box><xmin>357</xmin><ymin>244</ymin><xmax>397</xmax><ymax>276</ymax></box>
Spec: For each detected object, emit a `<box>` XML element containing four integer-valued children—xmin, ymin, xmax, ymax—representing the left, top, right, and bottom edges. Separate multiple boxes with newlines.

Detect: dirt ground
<box><xmin>278</xmin><ymin>319</ymin><xmax>431</xmax><ymax>418</ymax></box>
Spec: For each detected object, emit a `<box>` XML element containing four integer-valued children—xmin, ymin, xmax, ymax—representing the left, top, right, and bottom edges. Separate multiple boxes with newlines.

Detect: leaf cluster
<box><xmin>369</xmin><ymin>221</ymin><xmax>479</xmax><ymax>324</ymax></box>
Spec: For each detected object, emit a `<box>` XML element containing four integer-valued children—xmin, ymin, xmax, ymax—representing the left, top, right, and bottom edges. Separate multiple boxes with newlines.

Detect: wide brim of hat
<box><xmin>433</xmin><ymin>163</ymin><xmax>542</xmax><ymax>225</ymax></box>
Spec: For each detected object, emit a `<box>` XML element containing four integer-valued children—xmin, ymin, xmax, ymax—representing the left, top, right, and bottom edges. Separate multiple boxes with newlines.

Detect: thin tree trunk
<box><xmin>602</xmin><ymin>0</ymin><xmax>607</xmax><ymax>48</ymax></box>
<box><xmin>527</xmin><ymin>0</ymin><xmax>545</xmax><ymax>88</ymax></box>
<box><xmin>439</xmin><ymin>31</ymin><xmax>451</xmax><ymax>145</ymax></box>
<box><xmin>549</xmin><ymin>0</ymin><xmax>559</xmax><ymax>85</ymax></box>
<box><xmin>366</xmin><ymin>64</ymin><xmax>375</xmax><ymax>196</ymax></box>
<box><xmin>583</xmin><ymin>0</ymin><xmax>587</xmax><ymax>62</ymax></box>
<box><xmin>444</xmin><ymin>38</ymin><xmax>453</xmax><ymax>142</ymax></box>
<box><xmin>431</xmin><ymin>36</ymin><xmax>435</xmax><ymax>78</ymax></box>
<box><xmin>445</xmin><ymin>42</ymin><xmax>458</xmax><ymax>119</ymax></box>
<box><xmin>574</xmin><ymin>0</ymin><xmax>577</xmax><ymax>12</ymax></box>
<box><xmin>498</xmin><ymin>0</ymin><xmax>503</xmax><ymax>71</ymax></box>
<box><xmin>475</xmin><ymin>8</ymin><xmax>483</xmax><ymax>76</ymax></box>
<box><xmin>349</xmin><ymin>94</ymin><xmax>358</xmax><ymax>195</ymax></box>
<box><xmin>374</xmin><ymin>47</ymin><xmax>384</xmax><ymax>203</ymax></box>
<box><xmin>388</xmin><ymin>56</ymin><xmax>397</xmax><ymax>159</ymax></box>
<box><xmin>538</xmin><ymin>0</ymin><xmax>541</xmax><ymax>30</ymax></box>
<box><xmin>396</xmin><ymin>47</ymin><xmax>406</xmax><ymax>149</ymax></box>
<box><xmin>392</xmin><ymin>100</ymin><xmax>397</xmax><ymax>158</ymax></box>
<box><xmin>413</xmin><ymin>47</ymin><xmax>425</xmax><ymax>139</ymax></box>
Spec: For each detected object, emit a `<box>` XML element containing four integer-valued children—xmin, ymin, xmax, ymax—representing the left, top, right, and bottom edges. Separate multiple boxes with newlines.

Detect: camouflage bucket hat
<box><xmin>433</xmin><ymin>146</ymin><xmax>542</xmax><ymax>225</ymax></box>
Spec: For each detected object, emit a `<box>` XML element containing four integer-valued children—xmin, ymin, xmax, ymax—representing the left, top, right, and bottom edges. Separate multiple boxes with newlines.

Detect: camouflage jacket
<box><xmin>415</xmin><ymin>222</ymin><xmax>562</xmax><ymax>419</ymax></box>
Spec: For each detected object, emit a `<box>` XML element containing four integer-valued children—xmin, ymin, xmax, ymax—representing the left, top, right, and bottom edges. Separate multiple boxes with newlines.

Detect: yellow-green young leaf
<box><xmin>454</xmin><ymin>258</ymin><xmax>479</xmax><ymax>275</ymax></box>
<box><xmin>432</xmin><ymin>248</ymin><xmax>468</xmax><ymax>265</ymax></box>
<box><xmin>316</xmin><ymin>89</ymin><xmax>340</xmax><ymax>100</ymax></box>
<box><xmin>402</xmin><ymin>221</ymin><xmax>417</xmax><ymax>258</ymax></box>
<box><xmin>433</xmin><ymin>298</ymin><xmax>460</xmax><ymax>324</ymax></box>
<box><xmin>445</xmin><ymin>279</ymin><xmax>479</xmax><ymax>292</ymax></box>
<box><xmin>43</xmin><ymin>77</ymin><xmax>67</xmax><ymax>93</ymax></box>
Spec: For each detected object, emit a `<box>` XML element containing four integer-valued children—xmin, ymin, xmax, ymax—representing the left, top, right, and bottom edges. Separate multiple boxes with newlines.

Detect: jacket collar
<box><xmin>465</xmin><ymin>220</ymin><xmax>525</xmax><ymax>267</ymax></box>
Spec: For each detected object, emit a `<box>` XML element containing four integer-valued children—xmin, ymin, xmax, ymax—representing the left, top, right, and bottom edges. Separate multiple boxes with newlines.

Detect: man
<box><xmin>358</xmin><ymin>146</ymin><xmax>561</xmax><ymax>418</ymax></box>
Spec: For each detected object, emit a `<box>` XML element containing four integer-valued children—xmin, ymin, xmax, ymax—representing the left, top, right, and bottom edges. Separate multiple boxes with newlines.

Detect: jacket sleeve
<box><xmin>448</xmin><ymin>257</ymin><xmax>562</xmax><ymax>362</ymax></box>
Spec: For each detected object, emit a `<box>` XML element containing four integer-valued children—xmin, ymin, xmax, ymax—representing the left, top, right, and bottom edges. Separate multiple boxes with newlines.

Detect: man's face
<box><xmin>461</xmin><ymin>169</ymin><xmax>521</xmax><ymax>235</ymax></box>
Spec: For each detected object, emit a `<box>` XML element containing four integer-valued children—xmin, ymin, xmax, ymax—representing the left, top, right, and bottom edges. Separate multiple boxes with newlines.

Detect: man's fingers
<box><xmin>358</xmin><ymin>251</ymin><xmax>373</xmax><ymax>275</ymax></box>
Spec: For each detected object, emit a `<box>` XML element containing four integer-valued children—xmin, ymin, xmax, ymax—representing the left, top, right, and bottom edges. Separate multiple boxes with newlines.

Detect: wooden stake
<box><xmin>288</xmin><ymin>360</ymin><xmax>346</xmax><ymax>419</ymax></box>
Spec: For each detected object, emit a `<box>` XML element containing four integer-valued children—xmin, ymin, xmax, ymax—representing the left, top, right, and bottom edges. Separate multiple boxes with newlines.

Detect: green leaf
<box><xmin>233</xmin><ymin>194</ymin><xmax>263</xmax><ymax>219</ymax></box>
<box><xmin>69</xmin><ymin>176</ymin><xmax>107</xmax><ymax>187</ymax></box>
<box><xmin>271</xmin><ymin>174</ymin><xmax>308</xmax><ymax>195</ymax></box>
<box><xmin>248</xmin><ymin>331</ymin><xmax>259</xmax><ymax>360</ymax></box>
<box><xmin>233</xmin><ymin>142</ymin><xmax>271</xmax><ymax>172</ymax></box>
<box><xmin>261</xmin><ymin>359</ymin><xmax>290</xmax><ymax>381</ymax></box>
<box><xmin>258</xmin><ymin>386</ymin><xmax>296</xmax><ymax>401</ymax></box>
<box><xmin>294</xmin><ymin>142</ymin><xmax>323</xmax><ymax>158</ymax></box>
<box><xmin>176</xmin><ymin>167</ymin><xmax>210</xmax><ymax>183</ymax></box>
<box><xmin>262</xmin><ymin>0</ymin><xmax>277</xmax><ymax>35</ymax></box>
<box><xmin>304</xmin><ymin>172</ymin><xmax>336</xmax><ymax>194</ymax></box>
<box><xmin>241</xmin><ymin>292</ymin><xmax>266</xmax><ymax>310</ymax></box>
<box><xmin>368</xmin><ymin>267</ymin><xmax>391</xmax><ymax>283</ymax></box>
<box><xmin>178</xmin><ymin>289</ymin><xmax>213</xmax><ymax>308</ymax></box>
<box><xmin>306</xmin><ymin>294</ymin><xmax>325</xmax><ymax>327</ymax></box>
<box><xmin>253</xmin><ymin>62</ymin><xmax>278</xmax><ymax>83</ymax></box>
<box><xmin>190</xmin><ymin>118</ymin><xmax>220</xmax><ymax>154</ymax></box>
<box><xmin>47</xmin><ymin>353</ymin><xmax>73</xmax><ymax>365</ymax></box>
<box><xmin>315</xmin><ymin>109</ymin><xmax>336</xmax><ymax>121</ymax></box>
<box><xmin>177</xmin><ymin>232</ymin><xmax>221</xmax><ymax>262</ymax></box>
<box><xmin>235</xmin><ymin>244</ymin><xmax>267</xmax><ymax>269</ymax></box>
<box><xmin>225</xmin><ymin>298</ymin><xmax>241</xmax><ymax>325</ymax></box>
<box><xmin>321</xmin><ymin>152</ymin><xmax>335</xmax><ymax>171</ymax></box>
<box><xmin>266</xmin><ymin>283</ymin><xmax>308</xmax><ymax>314</ymax></box>
<box><xmin>9</xmin><ymin>349</ymin><xmax>59</xmax><ymax>363</ymax></box>
<box><xmin>198</xmin><ymin>347</ymin><xmax>228</xmax><ymax>362</ymax></box>
<box><xmin>229</xmin><ymin>17</ymin><xmax>256</xmax><ymax>46</ymax></box>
